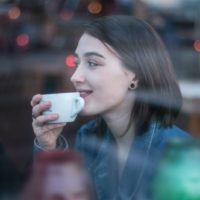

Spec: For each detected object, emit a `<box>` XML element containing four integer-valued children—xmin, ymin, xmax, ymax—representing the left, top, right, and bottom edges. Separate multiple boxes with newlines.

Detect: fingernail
<box><xmin>44</xmin><ymin>102</ymin><xmax>51</xmax><ymax>106</ymax></box>
<box><xmin>49</xmin><ymin>114</ymin><xmax>59</xmax><ymax>119</ymax></box>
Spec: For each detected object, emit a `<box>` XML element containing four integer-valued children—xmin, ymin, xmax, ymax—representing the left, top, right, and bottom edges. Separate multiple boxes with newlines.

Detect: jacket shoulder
<box><xmin>77</xmin><ymin>120</ymin><xmax>97</xmax><ymax>136</ymax></box>
<box><xmin>75</xmin><ymin>120</ymin><xmax>98</xmax><ymax>149</ymax></box>
<box><xmin>153</xmin><ymin>125</ymin><xmax>191</xmax><ymax>150</ymax></box>
<box><xmin>161</xmin><ymin>125</ymin><xmax>190</xmax><ymax>138</ymax></box>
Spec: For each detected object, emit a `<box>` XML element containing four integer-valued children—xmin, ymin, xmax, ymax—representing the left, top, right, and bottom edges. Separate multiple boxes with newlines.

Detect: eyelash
<box><xmin>88</xmin><ymin>60</ymin><xmax>99</xmax><ymax>68</ymax></box>
<box><xmin>73</xmin><ymin>58</ymin><xmax>101</xmax><ymax>68</ymax></box>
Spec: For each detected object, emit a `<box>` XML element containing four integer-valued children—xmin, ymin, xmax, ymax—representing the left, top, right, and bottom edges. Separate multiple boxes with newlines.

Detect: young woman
<box><xmin>31</xmin><ymin>15</ymin><xmax>189</xmax><ymax>199</ymax></box>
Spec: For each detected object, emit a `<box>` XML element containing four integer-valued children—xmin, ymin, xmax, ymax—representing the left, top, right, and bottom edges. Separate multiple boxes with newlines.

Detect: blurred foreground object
<box><xmin>0</xmin><ymin>143</ymin><xmax>22</xmax><ymax>199</ymax></box>
<box><xmin>21</xmin><ymin>150</ymin><xmax>95</xmax><ymax>200</ymax></box>
<box><xmin>152</xmin><ymin>139</ymin><xmax>200</xmax><ymax>200</ymax></box>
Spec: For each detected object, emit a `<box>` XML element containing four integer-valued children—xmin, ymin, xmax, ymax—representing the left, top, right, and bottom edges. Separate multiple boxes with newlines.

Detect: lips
<box><xmin>78</xmin><ymin>90</ymin><xmax>93</xmax><ymax>98</ymax></box>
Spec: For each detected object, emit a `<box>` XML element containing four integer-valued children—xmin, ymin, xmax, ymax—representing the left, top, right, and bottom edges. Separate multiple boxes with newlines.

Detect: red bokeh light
<box><xmin>65</xmin><ymin>54</ymin><xmax>76</xmax><ymax>68</ymax></box>
<box><xmin>193</xmin><ymin>40</ymin><xmax>200</xmax><ymax>53</ymax></box>
<box><xmin>16</xmin><ymin>34</ymin><xmax>29</xmax><ymax>47</ymax></box>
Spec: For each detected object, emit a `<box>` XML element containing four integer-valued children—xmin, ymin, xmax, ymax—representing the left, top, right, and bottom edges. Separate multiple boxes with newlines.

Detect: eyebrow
<box><xmin>74</xmin><ymin>52</ymin><xmax>105</xmax><ymax>59</ymax></box>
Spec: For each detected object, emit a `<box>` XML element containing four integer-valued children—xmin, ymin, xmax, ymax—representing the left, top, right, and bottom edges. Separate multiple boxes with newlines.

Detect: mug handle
<box><xmin>71</xmin><ymin>97</ymin><xmax>85</xmax><ymax>118</ymax></box>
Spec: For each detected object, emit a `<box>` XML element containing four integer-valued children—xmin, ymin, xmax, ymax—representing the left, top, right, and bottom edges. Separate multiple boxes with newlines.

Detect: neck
<box><xmin>102</xmin><ymin>109</ymin><xmax>135</xmax><ymax>148</ymax></box>
<box><xmin>103</xmin><ymin>109</ymin><xmax>135</xmax><ymax>178</ymax></box>
<box><xmin>102</xmin><ymin>92</ymin><xmax>135</xmax><ymax>147</ymax></box>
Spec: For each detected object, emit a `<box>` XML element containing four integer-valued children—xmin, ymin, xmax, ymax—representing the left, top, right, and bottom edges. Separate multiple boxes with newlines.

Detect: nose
<box><xmin>70</xmin><ymin>66</ymin><xmax>85</xmax><ymax>84</ymax></box>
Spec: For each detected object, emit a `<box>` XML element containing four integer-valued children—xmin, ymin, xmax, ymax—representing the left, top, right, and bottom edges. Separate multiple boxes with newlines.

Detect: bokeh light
<box><xmin>8</xmin><ymin>7</ymin><xmax>21</xmax><ymax>20</ymax></box>
<box><xmin>88</xmin><ymin>1</ymin><xmax>102</xmax><ymax>14</ymax></box>
<box><xmin>16</xmin><ymin>34</ymin><xmax>29</xmax><ymax>47</ymax></box>
<box><xmin>193</xmin><ymin>40</ymin><xmax>200</xmax><ymax>53</ymax></box>
<box><xmin>65</xmin><ymin>54</ymin><xmax>76</xmax><ymax>68</ymax></box>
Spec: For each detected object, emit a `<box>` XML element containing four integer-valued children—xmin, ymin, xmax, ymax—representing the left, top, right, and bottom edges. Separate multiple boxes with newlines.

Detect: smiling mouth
<box><xmin>78</xmin><ymin>90</ymin><xmax>93</xmax><ymax>98</ymax></box>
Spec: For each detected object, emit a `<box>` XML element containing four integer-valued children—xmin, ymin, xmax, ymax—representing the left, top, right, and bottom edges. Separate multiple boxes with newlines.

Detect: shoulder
<box><xmin>160</xmin><ymin>125</ymin><xmax>189</xmax><ymax>139</ymax></box>
<box><xmin>75</xmin><ymin>120</ymin><xmax>98</xmax><ymax>150</ymax></box>
<box><xmin>77</xmin><ymin>120</ymin><xmax>97</xmax><ymax>137</ymax></box>
<box><xmin>153</xmin><ymin>124</ymin><xmax>191</xmax><ymax>149</ymax></box>
<box><xmin>74</xmin><ymin>120</ymin><xmax>104</xmax><ymax>166</ymax></box>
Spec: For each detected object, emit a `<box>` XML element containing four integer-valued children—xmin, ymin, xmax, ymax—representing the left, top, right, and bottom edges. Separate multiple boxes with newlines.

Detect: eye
<box><xmin>88</xmin><ymin>61</ymin><xmax>98</xmax><ymax>67</ymax></box>
<box><xmin>87</xmin><ymin>59</ymin><xmax>101</xmax><ymax>68</ymax></box>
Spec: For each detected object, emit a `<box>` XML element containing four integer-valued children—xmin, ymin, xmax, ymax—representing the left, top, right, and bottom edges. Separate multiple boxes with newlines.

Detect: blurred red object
<box><xmin>65</xmin><ymin>54</ymin><xmax>76</xmax><ymax>68</ymax></box>
<box><xmin>193</xmin><ymin>40</ymin><xmax>200</xmax><ymax>53</ymax></box>
<box><xmin>21</xmin><ymin>150</ymin><xmax>95</xmax><ymax>200</ymax></box>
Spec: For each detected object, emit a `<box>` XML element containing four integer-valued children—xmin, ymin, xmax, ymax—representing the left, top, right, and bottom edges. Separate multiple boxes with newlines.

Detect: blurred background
<box><xmin>0</xmin><ymin>0</ymin><xmax>200</xmax><ymax>197</ymax></box>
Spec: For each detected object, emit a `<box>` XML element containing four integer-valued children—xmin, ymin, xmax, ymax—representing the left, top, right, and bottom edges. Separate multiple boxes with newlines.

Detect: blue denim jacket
<box><xmin>34</xmin><ymin>120</ymin><xmax>190</xmax><ymax>200</ymax></box>
<box><xmin>74</xmin><ymin>120</ymin><xmax>190</xmax><ymax>200</ymax></box>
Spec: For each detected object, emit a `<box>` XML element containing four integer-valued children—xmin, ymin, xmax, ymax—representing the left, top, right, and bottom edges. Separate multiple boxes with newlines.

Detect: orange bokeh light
<box><xmin>88</xmin><ymin>2</ymin><xmax>102</xmax><ymax>14</ymax></box>
<box><xmin>8</xmin><ymin>7</ymin><xmax>21</xmax><ymax>20</ymax></box>
<box><xmin>16</xmin><ymin>34</ymin><xmax>29</xmax><ymax>47</ymax></box>
<box><xmin>65</xmin><ymin>54</ymin><xmax>76</xmax><ymax>68</ymax></box>
<box><xmin>194</xmin><ymin>40</ymin><xmax>200</xmax><ymax>53</ymax></box>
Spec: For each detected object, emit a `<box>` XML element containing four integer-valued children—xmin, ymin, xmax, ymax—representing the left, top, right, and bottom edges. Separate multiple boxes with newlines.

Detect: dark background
<box><xmin>0</xmin><ymin>0</ymin><xmax>200</xmax><ymax>197</ymax></box>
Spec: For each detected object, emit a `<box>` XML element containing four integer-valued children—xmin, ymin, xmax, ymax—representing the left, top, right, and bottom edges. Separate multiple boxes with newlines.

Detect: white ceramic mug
<box><xmin>41</xmin><ymin>92</ymin><xmax>85</xmax><ymax>123</ymax></box>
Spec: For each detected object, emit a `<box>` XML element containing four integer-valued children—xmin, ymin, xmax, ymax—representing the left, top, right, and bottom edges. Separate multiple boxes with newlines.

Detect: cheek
<box><xmin>95</xmin><ymin>81</ymin><xmax>128</xmax><ymax>108</ymax></box>
<box><xmin>80</xmin><ymin>69</ymin><xmax>130</xmax><ymax>114</ymax></box>
<box><xmin>101</xmin><ymin>75</ymin><xmax>128</xmax><ymax>96</ymax></box>
<box><xmin>92</xmin><ymin>71</ymin><xmax>128</xmax><ymax>99</ymax></box>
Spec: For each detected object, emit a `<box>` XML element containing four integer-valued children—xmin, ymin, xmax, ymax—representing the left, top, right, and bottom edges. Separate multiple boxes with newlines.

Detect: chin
<box><xmin>79</xmin><ymin>108</ymin><xmax>100</xmax><ymax>116</ymax></box>
<box><xmin>79</xmin><ymin>109</ymin><xmax>90</xmax><ymax>116</ymax></box>
<box><xmin>79</xmin><ymin>111</ymin><xmax>94</xmax><ymax>117</ymax></box>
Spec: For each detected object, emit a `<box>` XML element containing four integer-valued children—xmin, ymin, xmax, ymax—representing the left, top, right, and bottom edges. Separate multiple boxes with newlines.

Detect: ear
<box><xmin>128</xmin><ymin>77</ymin><xmax>139</xmax><ymax>90</ymax></box>
<box><xmin>124</xmin><ymin>69</ymin><xmax>139</xmax><ymax>90</ymax></box>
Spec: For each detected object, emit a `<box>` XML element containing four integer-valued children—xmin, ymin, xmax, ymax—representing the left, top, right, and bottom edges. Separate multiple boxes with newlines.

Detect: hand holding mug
<box><xmin>41</xmin><ymin>93</ymin><xmax>85</xmax><ymax>123</ymax></box>
<box><xmin>31</xmin><ymin>93</ymin><xmax>84</xmax><ymax>150</ymax></box>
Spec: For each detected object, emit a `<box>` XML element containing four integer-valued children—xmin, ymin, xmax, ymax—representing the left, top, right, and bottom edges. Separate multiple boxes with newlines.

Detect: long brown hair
<box><xmin>85</xmin><ymin>15</ymin><xmax>182</xmax><ymax>135</ymax></box>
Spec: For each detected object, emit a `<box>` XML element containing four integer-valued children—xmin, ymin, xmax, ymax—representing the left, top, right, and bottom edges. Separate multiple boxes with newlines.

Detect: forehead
<box><xmin>75</xmin><ymin>33</ymin><xmax>118</xmax><ymax>58</ymax></box>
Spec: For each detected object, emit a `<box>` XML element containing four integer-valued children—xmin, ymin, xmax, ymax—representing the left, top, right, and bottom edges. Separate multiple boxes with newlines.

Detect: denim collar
<box><xmin>91</xmin><ymin>122</ymin><xmax>159</xmax><ymax>199</ymax></box>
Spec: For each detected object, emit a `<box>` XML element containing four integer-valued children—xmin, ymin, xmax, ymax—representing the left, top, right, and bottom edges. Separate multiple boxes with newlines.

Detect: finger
<box><xmin>31</xmin><ymin>94</ymin><xmax>42</xmax><ymax>107</ymax></box>
<box><xmin>33</xmin><ymin>122</ymin><xmax>66</xmax><ymax>136</ymax></box>
<box><xmin>41</xmin><ymin>123</ymin><xmax>66</xmax><ymax>134</ymax></box>
<box><xmin>34</xmin><ymin>114</ymin><xmax>59</xmax><ymax>126</ymax></box>
<box><xmin>32</xmin><ymin>101</ymin><xmax>51</xmax><ymax>118</ymax></box>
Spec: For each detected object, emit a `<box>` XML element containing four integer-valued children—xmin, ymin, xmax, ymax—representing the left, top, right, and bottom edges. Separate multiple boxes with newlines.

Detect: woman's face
<box><xmin>70</xmin><ymin>33</ymin><xmax>135</xmax><ymax>117</ymax></box>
